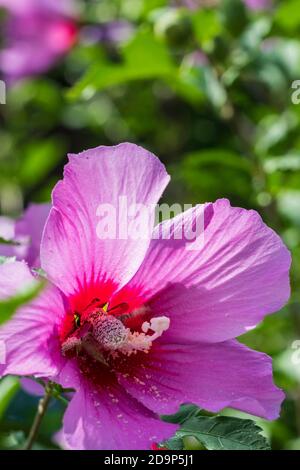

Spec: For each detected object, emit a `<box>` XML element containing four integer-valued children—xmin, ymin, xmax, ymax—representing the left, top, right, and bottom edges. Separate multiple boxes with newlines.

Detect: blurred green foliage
<box><xmin>1</xmin><ymin>0</ymin><xmax>300</xmax><ymax>450</ymax></box>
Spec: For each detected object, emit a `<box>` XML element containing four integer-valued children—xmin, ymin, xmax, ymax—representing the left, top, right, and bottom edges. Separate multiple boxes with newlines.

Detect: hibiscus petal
<box><xmin>21</xmin><ymin>377</ymin><xmax>45</xmax><ymax>396</ymax></box>
<box><xmin>53</xmin><ymin>428</ymin><xmax>72</xmax><ymax>450</ymax></box>
<box><xmin>0</xmin><ymin>0</ymin><xmax>77</xmax><ymax>81</ymax></box>
<box><xmin>15</xmin><ymin>202</ymin><xmax>50</xmax><ymax>267</ymax></box>
<box><xmin>0</xmin><ymin>261</ymin><xmax>65</xmax><ymax>377</ymax></box>
<box><xmin>120</xmin><ymin>199</ymin><xmax>291</xmax><ymax>343</ymax></box>
<box><xmin>41</xmin><ymin>143</ymin><xmax>170</xmax><ymax>302</ymax></box>
<box><xmin>0</xmin><ymin>259</ymin><xmax>36</xmax><ymax>299</ymax></box>
<box><xmin>0</xmin><ymin>204</ymin><xmax>50</xmax><ymax>265</ymax></box>
<box><xmin>117</xmin><ymin>339</ymin><xmax>284</xmax><ymax>420</ymax></box>
<box><xmin>61</xmin><ymin>371</ymin><xmax>176</xmax><ymax>450</ymax></box>
<box><xmin>0</xmin><ymin>216</ymin><xmax>15</xmax><ymax>242</ymax></box>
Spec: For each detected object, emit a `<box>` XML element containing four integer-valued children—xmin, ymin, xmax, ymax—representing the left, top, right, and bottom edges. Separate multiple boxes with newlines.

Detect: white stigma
<box><xmin>141</xmin><ymin>316</ymin><xmax>170</xmax><ymax>340</ymax></box>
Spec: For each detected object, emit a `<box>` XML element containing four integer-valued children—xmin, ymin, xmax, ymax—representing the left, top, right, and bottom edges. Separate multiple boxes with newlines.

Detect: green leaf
<box><xmin>164</xmin><ymin>436</ymin><xmax>184</xmax><ymax>450</ymax></box>
<box><xmin>0</xmin><ymin>280</ymin><xmax>45</xmax><ymax>326</ymax></box>
<box><xmin>255</xmin><ymin>112</ymin><xmax>299</xmax><ymax>155</ymax></box>
<box><xmin>275</xmin><ymin>349</ymin><xmax>300</xmax><ymax>385</ymax></box>
<box><xmin>264</xmin><ymin>154</ymin><xmax>300</xmax><ymax>173</ymax></box>
<box><xmin>277</xmin><ymin>190</ymin><xmax>300</xmax><ymax>227</ymax></box>
<box><xmin>275</xmin><ymin>0</ymin><xmax>300</xmax><ymax>32</ymax></box>
<box><xmin>153</xmin><ymin>7</ymin><xmax>192</xmax><ymax>47</ymax></box>
<box><xmin>0</xmin><ymin>377</ymin><xmax>20</xmax><ymax>420</ymax></box>
<box><xmin>0</xmin><ymin>431</ymin><xmax>25</xmax><ymax>450</ymax></box>
<box><xmin>19</xmin><ymin>138</ymin><xmax>66</xmax><ymax>189</ymax></box>
<box><xmin>192</xmin><ymin>9</ymin><xmax>222</xmax><ymax>46</ymax></box>
<box><xmin>173</xmin><ymin>416</ymin><xmax>271</xmax><ymax>450</ymax></box>
<box><xmin>171</xmin><ymin>63</ymin><xmax>227</xmax><ymax>109</ymax></box>
<box><xmin>260</xmin><ymin>39</ymin><xmax>300</xmax><ymax>79</ymax></box>
<box><xmin>173</xmin><ymin>149</ymin><xmax>252</xmax><ymax>206</ymax></box>
<box><xmin>68</xmin><ymin>29</ymin><xmax>175</xmax><ymax>100</ymax></box>
<box><xmin>202</xmin><ymin>66</ymin><xmax>227</xmax><ymax>109</ymax></box>
<box><xmin>241</xmin><ymin>18</ymin><xmax>271</xmax><ymax>52</ymax></box>
<box><xmin>220</xmin><ymin>0</ymin><xmax>249</xmax><ymax>37</ymax></box>
<box><xmin>161</xmin><ymin>404</ymin><xmax>202</xmax><ymax>424</ymax></box>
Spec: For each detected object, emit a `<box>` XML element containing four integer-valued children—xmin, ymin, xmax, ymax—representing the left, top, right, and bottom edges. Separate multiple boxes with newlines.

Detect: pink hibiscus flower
<box><xmin>0</xmin><ymin>0</ymin><xmax>78</xmax><ymax>81</ymax></box>
<box><xmin>0</xmin><ymin>143</ymin><xmax>291</xmax><ymax>450</ymax></box>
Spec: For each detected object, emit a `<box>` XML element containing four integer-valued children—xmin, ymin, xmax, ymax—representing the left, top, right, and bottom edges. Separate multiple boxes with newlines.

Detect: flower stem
<box><xmin>24</xmin><ymin>384</ymin><xmax>53</xmax><ymax>450</ymax></box>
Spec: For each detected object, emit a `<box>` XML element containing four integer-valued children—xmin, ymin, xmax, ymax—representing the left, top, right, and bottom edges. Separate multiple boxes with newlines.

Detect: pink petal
<box><xmin>118</xmin><ymin>340</ymin><xmax>284</xmax><ymax>420</ymax></box>
<box><xmin>41</xmin><ymin>143</ymin><xmax>170</xmax><ymax>301</ymax></box>
<box><xmin>21</xmin><ymin>377</ymin><xmax>45</xmax><ymax>396</ymax></box>
<box><xmin>0</xmin><ymin>260</ymin><xmax>36</xmax><ymax>299</ymax></box>
<box><xmin>244</xmin><ymin>0</ymin><xmax>272</xmax><ymax>10</ymax></box>
<box><xmin>0</xmin><ymin>216</ymin><xmax>15</xmax><ymax>241</ymax></box>
<box><xmin>0</xmin><ymin>263</ymin><xmax>65</xmax><ymax>377</ymax></box>
<box><xmin>0</xmin><ymin>0</ymin><xmax>77</xmax><ymax>81</ymax></box>
<box><xmin>119</xmin><ymin>199</ymin><xmax>291</xmax><ymax>343</ymax></box>
<box><xmin>53</xmin><ymin>429</ymin><xmax>72</xmax><ymax>450</ymax></box>
<box><xmin>0</xmin><ymin>204</ymin><xmax>50</xmax><ymax>265</ymax></box>
<box><xmin>61</xmin><ymin>372</ymin><xmax>176</xmax><ymax>450</ymax></box>
<box><xmin>15</xmin><ymin>203</ymin><xmax>50</xmax><ymax>267</ymax></box>
<box><xmin>0</xmin><ymin>0</ymin><xmax>77</xmax><ymax>18</ymax></box>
